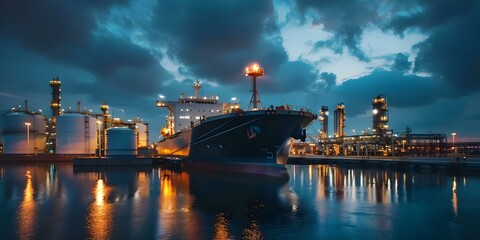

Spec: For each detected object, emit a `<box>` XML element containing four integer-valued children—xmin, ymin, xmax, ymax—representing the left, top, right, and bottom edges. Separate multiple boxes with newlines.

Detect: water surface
<box><xmin>1</xmin><ymin>163</ymin><xmax>479</xmax><ymax>239</ymax></box>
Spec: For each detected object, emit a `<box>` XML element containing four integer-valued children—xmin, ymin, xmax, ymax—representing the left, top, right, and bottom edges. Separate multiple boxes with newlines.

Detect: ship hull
<box><xmin>157</xmin><ymin>109</ymin><xmax>316</xmax><ymax>178</ymax></box>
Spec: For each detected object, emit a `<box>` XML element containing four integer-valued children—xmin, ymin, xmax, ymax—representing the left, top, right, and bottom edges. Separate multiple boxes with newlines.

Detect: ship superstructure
<box><xmin>156</xmin><ymin>81</ymin><xmax>240</xmax><ymax>137</ymax></box>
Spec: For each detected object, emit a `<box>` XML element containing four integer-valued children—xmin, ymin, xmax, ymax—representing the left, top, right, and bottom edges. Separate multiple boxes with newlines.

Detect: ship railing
<box><xmin>272</xmin><ymin>104</ymin><xmax>312</xmax><ymax>113</ymax></box>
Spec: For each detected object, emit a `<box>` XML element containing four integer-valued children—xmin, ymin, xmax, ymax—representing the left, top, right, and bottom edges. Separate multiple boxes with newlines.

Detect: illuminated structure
<box><xmin>245</xmin><ymin>63</ymin><xmax>264</xmax><ymax>110</ymax></box>
<box><xmin>156</xmin><ymin>82</ymin><xmax>231</xmax><ymax>139</ymax></box>
<box><xmin>99</xmin><ymin>101</ymin><xmax>110</xmax><ymax>155</ymax></box>
<box><xmin>49</xmin><ymin>77</ymin><xmax>61</xmax><ymax>123</ymax></box>
<box><xmin>334</xmin><ymin>103</ymin><xmax>346</xmax><ymax>138</ymax></box>
<box><xmin>372</xmin><ymin>94</ymin><xmax>389</xmax><ymax>134</ymax></box>
<box><xmin>193</xmin><ymin>81</ymin><xmax>202</xmax><ymax>98</ymax></box>
<box><xmin>319</xmin><ymin>106</ymin><xmax>329</xmax><ymax>139</ymax></box>
<box><xmin>46</xmin><ymin>77</ymin><xmax>61</xmax><ymax>153</ymax></box>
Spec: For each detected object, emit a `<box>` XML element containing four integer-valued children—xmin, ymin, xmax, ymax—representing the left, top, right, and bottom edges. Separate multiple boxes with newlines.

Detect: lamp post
<box><xmin>97</xmin><ymin>120</ymin><xmax>102</xmax><ymax>156</ymax></box>
<box><xmin>451</xmin><ymin>132</ymin><xmax>457</xmax><ymax>153</ymax></box>
<box><xmin>25</xmin><ymin>122</ymin><xmax>31</xmax><ymax>156</ymax></box>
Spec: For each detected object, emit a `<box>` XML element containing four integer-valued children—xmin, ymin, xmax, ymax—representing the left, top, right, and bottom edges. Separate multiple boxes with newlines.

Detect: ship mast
<box><xmin>193</xmin><ymin>81</ymin><xmax>202</xmax><ymax>99</ymax></box>
<box><xmin>245</xmin><ymin>63</ymin><xmax>264</xmax><ymax>110</ymax></box>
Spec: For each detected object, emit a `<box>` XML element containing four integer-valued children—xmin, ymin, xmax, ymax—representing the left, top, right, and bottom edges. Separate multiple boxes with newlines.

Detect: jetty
<box><xmin>288</xmin><ymin>154</ymin><xmax>480</xmax><ymax>174</ymax></box>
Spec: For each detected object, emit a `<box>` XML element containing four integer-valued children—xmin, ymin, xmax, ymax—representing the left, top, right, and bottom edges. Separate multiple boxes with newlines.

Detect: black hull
<box><xmin>158</xmin><ymin>109</ymin><xmax>316</xmax><ymax>178</ymax></box>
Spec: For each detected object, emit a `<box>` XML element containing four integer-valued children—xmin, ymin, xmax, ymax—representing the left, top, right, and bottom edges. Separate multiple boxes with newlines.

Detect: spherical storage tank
<box><xmin>2</xmin><ymin>112</ymin><xmax>46</xmax><ymax>154</ymax></box>
<box><xmin>56</xmin><ymin>113</ymin><xmax>97</xmax><ymax>154</ymax></box>
<box><xmin>106</xmin><ymin>127</ymin><xmax>137</xmax><ymax>156</ymax></box>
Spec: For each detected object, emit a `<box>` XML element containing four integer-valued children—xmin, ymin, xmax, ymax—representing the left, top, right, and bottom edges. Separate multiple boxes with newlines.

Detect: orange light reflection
<box><xmin>17</xmin><ymin>170</ymin><xmax>36</xmax><ymax>240</ymax></box>
<box><xmin>86</xmin><ymin>178</ymin><xmax>114</xmax><ymax>240</ymax></box>
<box><xmin>452</xmin><ymin>177</ymin><xmax>458</xmax><ymax>217</ymax></box>
<box><xmin>213</xmin><ymin>213</ymin><xmax>230</xmax><ymax>240</ymax></box>
<box><xmin>241</xmin><ymin>219</ymin><xmax>263</xmax><ymax>240</ymax></box>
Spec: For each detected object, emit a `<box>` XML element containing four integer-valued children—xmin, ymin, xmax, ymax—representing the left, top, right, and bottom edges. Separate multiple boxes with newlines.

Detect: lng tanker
<box><xmin>156</xmin><ymin>64</ymin><xmax>317</xmax><ymax>178</ymax></box>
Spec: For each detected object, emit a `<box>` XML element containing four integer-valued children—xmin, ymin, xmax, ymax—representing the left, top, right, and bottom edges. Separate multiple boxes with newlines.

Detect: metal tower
<box><xmin>49</xmin><ymin>77</ymin><xmax>61</xmax><ymax>123</ymax></box>
<box><xmin>193</xmin><ymin>81</ymin><xmax>202</xmax><ymax>99</ymax></box>
<box><xmin>245</xmin><ymin>63</ymin><xmax>264</xmax><ymax>110</ymax></box>
<box><xmin>372</xmin><ymin>94</ymin><xmax>389</xmax><ymax>134</ymax></box>
<box><xmin>319</xmin><ymin>106</ymin><xmax>329</xmax><ymax>139</ymax></box>
<box><xmin>334</xmin><ymin>103</ymin><xmax>346</xmax><ymax>138</ymax></box>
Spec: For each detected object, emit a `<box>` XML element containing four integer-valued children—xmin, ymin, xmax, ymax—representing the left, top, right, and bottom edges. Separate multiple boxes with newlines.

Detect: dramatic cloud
<box><xmin>413</xmin><ymin>3</ymin><xmax>480</xmax><ymax>94</ymax></box>
<box><xmin>292</xmin><ymin>0</ymin><xmax>382</xmax><ymax>61</ymax></box>
<box><xmin>0</xmin><ymin>0</ymin><xmax>171</xmax><ymax>98</ymax></box>
<box><xmin>266</xmin><ymin>60</ymin><xmax>319</xmax><ymax>93</ymax></box>
<box><xmin>319</xmin><ymin>72</ymin><xmax>336</xmax><ymax>92</ymax></box>
<box><xmin>387</xmin><ymin>0</ymin><xmax>477</xmax><ymax>35</ymax></box>
<box><xmin>332</xmin><ymin>70</ymin><xmax>451</xmax><ymax>116</ymax></box>
<box><xmin>149</xmin><ymin>0</ymin><xmax>289</xmax><ymax>85</ymax></box>
<box><xmin>392</xmin><ymin>53</ymin><xmax>412</xmax><ymax>72</ymax></box>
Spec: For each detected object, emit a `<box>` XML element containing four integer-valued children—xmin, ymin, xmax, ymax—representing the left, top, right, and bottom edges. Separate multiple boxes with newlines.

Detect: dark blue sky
<box><xmin>1</xmin><ymin>0</ymin><xmax>479</xmax><ymax>142</ymax></box>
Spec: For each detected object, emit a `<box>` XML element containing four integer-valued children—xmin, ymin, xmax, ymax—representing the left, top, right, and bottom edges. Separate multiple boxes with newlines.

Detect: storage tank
<box><xmin>56</xmin><ymin>113</ymin><xmax>97</xmax><ymax>154</ymax></box>
<box><xmin>2</xmin><ymin>111</ymin><xmax>46</xmax><ymax>154</ymax></box>
<box><xmin>132</xmin><ymin>119</ymin><xmax>147</xmax><ymax>148</ymax></box>
<box><xmin>106</xmin><ymin>127</ymin><xmax>137</xmax><ymax>156</ymax></box>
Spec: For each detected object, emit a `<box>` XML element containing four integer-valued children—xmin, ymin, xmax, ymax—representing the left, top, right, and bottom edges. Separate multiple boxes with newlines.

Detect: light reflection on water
<box><xmin>16</xmin><ymin>170</ymin><xmax>35</xmax><ymax>240</ymax></box>
<box><xmin>1</xmin><ymin>163</ymin><xmax>480</xmax><ymax>239</ymax></box>
<box><xmin>86</xmin><ymin>178</ymin><xmax>114</xmax><ymax>240</ymax></box>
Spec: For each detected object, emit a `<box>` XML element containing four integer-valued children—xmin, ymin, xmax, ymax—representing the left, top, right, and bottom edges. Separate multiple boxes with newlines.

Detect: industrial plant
<box><xmin>1</xmin><ymin>77</ymin><xmax>149</xmax><ymax>158</ymax></box>
<box><xmin>293</xmin><ymin>94</ymin><xmax>459</xmax><ymax>157</ymax></box>
<box><xmin>2</xmin><ymin>76</ymin><xmax>477</xmax><ymax>161</ymax></box>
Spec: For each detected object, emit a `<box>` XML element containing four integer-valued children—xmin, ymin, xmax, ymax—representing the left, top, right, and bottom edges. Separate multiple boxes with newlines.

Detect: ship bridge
<box><xmin>156</xmin><ymin>81</ymin><xmax>240</xmax><ymax>136</ymax></box>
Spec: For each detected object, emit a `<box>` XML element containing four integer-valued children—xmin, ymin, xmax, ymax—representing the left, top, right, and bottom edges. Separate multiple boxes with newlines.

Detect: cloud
<box><xmin>319</xmin><ymin>72</ymin><xmax>336</xmax><ymax>92</ymax></box>
<box><xmin>0</xmin><ymin>0</ymin><xmax>173</xmax><ymax>99</ymax></box>
<box><xmin>331</xmin><ymin>70</ymin><xmax>451</xmax><ymax>116</ymax></box>
<box><xmin>387</xmin><ymin>0</ymin><xmax>477</xmax><ymax>35</ymax></box>
<box><xmin>391</xmin><ymin>53</ymin><xmax>412</xmax><ymax>72</ymax></box>
<box><xmin>291</xmin><ymin>0</ymin><xmax>383</xmax><ymax>61</ymax></box>
<box><xmin>146</xmin><ymin>0</ymin><xmax>282</xmax><ymax>83</ymax></box>
<box><xmin>257</xmin><ymin>60</ymin><xmax>318</xmax><ymax>93</ymax></box>
<box><xmin>377</xmin><ymin>0</ymin><xmax>480</xmax><ymax>94</ymax></box>
<box><xmin>413</xmin><ymin>3</ymin><xmax>480</xmax><ymax>94</ymax></box>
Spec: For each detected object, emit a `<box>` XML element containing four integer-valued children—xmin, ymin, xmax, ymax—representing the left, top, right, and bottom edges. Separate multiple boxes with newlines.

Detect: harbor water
<box><xmin>1</xmin><ymin>162</ymin><xmax>479</xmax><ymax>239</ymax></box>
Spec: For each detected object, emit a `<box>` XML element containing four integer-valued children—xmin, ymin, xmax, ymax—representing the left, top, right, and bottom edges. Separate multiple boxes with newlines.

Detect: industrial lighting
<box><xmin>245</xmin><ymin>63</ymin><xmax>264</xmax><ymax>110</ymax></box>
<box><xmin>451</xmin><ymin>132</ymin><xmax>457</xmax><ymax>152</ymax></box>
<box><xmin>25</xmin><ymin>122</ymin><xmax>31</xmax><ymax>156</ymax></box>
<box><xmin>245</xmin><ymin>63</ymin><xmax>264</xmax><ymax>76</ymax></box>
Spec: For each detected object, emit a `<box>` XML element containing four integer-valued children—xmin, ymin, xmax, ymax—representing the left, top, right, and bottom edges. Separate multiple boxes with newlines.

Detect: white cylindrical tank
<box><xmin>56</xmin><ymin>113</ymin><xmax>97</xmax><ymax>155</ymax></box>
<box><xmin>135</xmin><ymin>122</ymin><xmax>148</xmax><ymax>147</ymax></box>
<box><xmin>106</xmin><ymin>127</ymin><xmax>137</xmax><ymax>156</ymax></box>
<box><xmin>33</xmin><ymin>114</ymin><xmax>47</xmax><ymax>134</ymax></box>
<box><xmin>2</xmin><ymin>112</ymin><xmax>46</xmax><ymax>154</ymax></box>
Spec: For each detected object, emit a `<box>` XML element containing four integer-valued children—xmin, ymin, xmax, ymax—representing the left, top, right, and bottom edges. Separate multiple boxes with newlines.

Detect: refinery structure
<box><xmin>294</xmin><ymin>94</ymin><xmax>455</xmax><ymax>157</ymax></box>
<box><xmin>1</xmin><ymin>77</ymin><xmax>149</xmax><ymax>157</ymax></box>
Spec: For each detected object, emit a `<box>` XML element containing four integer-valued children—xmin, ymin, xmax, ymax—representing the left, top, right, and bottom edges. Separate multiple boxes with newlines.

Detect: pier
<box><xmin>288</xmin><ymin>154</ymin><xmax>480</xmax><ymax>174</ymax></box>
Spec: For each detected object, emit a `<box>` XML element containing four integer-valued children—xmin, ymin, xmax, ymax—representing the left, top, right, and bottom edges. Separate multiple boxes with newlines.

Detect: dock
<box><xmin>0</xmin><ymin>154</ymin><xmax>75</xmax><ymax>162</ymax></box>
<box><xmin>288</xmin><ymin>155</ymin><xmax>480</xmax><ymax>174</ymax></box>
<box><xmin>73</xmin><ymin>156</ymin><xmax>153</xmax><ymax>166</ymax></box>
<box><xmin>72</xmin><ymin>155</ymin><xmax>183</xmax><ymax>168</ymax></box>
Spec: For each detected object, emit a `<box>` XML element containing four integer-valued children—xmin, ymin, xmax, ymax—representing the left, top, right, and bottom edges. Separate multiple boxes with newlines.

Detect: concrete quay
<box><xmin>288</xmin><ymin>155</ymin><xmax>480</xmax><ymax>174</ymax></box>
